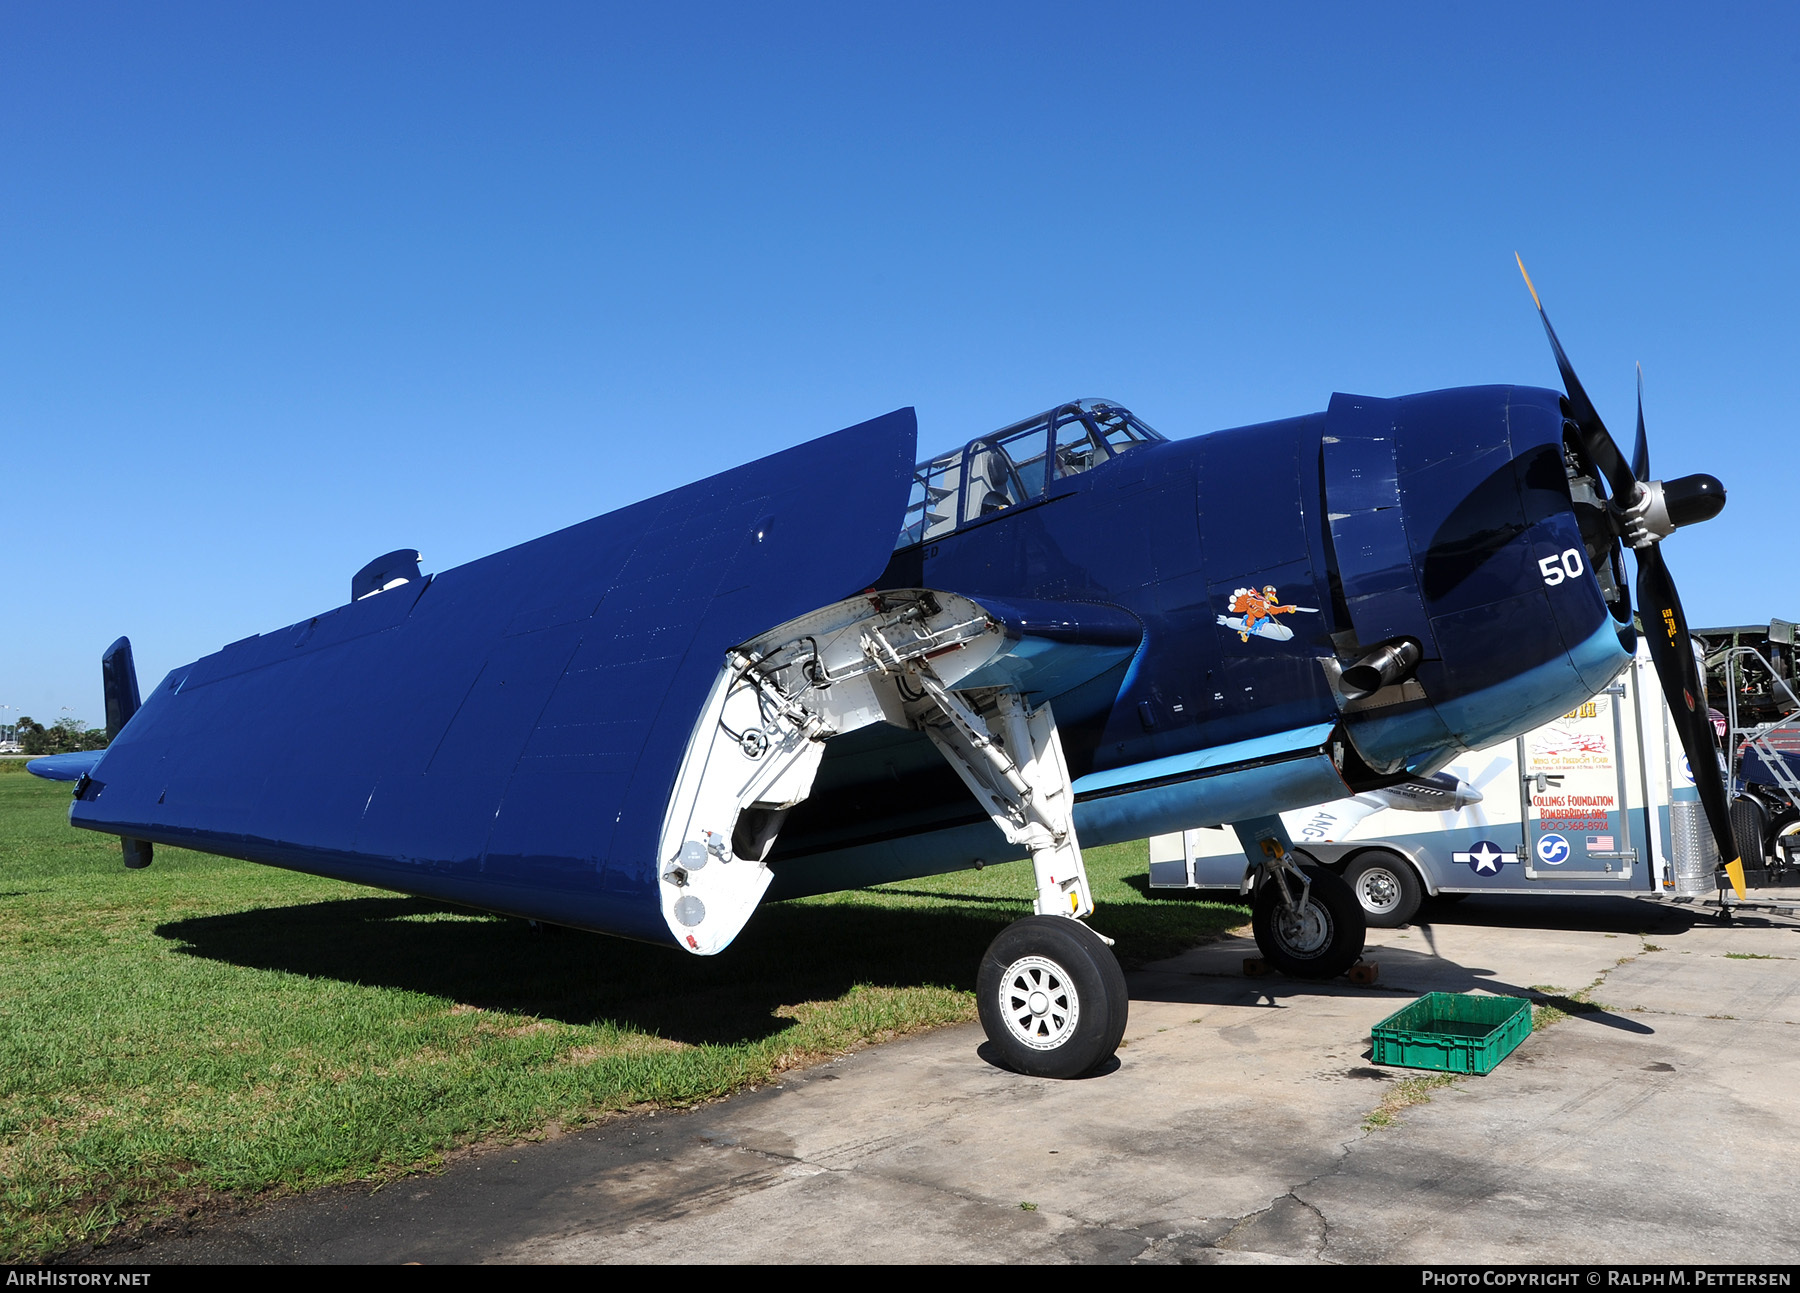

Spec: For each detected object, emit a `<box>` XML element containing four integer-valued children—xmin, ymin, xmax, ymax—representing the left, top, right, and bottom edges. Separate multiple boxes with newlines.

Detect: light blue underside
<box><xmin>768</xmin><ymin>727</ymin><xmax>1347</xmax><ymax>898</ymax></box>
<box><xmin>1352</xmin><ymin>620</ymin><xmax>1631</xmax><ymax>774</ymax></box>
<box><xmin>1071</xmin><ymin>722</ymin><xmax>1336</xmax><ymax>794</ymax></box>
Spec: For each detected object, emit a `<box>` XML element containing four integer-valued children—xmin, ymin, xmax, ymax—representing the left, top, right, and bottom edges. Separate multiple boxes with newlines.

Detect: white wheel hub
<box><xmin>1356</xmin><ymin>868</ymin><xmax>1400</xmax><ymax>914</ymax></box>
<box><xmin>1274</xmin><ymin>899</ymin><xmax>1332</xmax><ymax>956</ymax></box>
<box><xmin>997</xmin><ymin>955</ymin><xmax>1080</xmax><ymax>1051</ymax></box>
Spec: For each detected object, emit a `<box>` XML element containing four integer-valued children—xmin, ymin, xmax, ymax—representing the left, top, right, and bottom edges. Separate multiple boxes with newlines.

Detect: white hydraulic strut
<box><xmin>863</xmin><ymin>624</ymin><xmax>1093</xmax><ymax>921</ymax></box>
<box><xmin>657</xmin><ymin>589</ymin><xmax>1008</xmax><ymax>953</ymax></box>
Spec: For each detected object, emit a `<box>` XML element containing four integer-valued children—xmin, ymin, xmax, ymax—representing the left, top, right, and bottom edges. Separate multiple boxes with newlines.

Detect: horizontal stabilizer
<box><xmin>26</xmin><ymin>751</ymin><xmax>106</xmax><ymax>782</ymax></box>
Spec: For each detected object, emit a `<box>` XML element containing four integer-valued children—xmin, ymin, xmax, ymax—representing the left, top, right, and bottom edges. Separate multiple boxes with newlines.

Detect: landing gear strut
<box><xmin>1252</xmin><ymin>863</ymin><xmax>1365</xmax><ymax>978</ymax></box>
<box><xmin>1238</xmin><ymin>822</ymin><xmax>1366</xmax><ymax>979</ymax></box>
<box><xmin>875</xmin><ymin>658</ymin><xmax>1126</xmax><ymax>1078</ymax></box>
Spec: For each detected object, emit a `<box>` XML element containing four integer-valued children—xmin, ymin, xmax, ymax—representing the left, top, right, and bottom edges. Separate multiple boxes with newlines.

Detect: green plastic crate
<box><xmin>1370</xmin><ymin>992</ymin><xmax>1532</xmax><ymax>1075</ymax></box>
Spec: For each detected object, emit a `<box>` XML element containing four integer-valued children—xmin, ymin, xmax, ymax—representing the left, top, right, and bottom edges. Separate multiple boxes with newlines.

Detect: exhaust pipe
<box><xmin>1339</xmin><ymin>638</ymin><xmax>1422</xmax><ymax>699</ymax></box>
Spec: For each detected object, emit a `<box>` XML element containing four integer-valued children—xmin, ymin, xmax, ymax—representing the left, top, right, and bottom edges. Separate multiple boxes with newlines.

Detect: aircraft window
<box><xmin>898</xmin><ymin>449</ymin><xmax>964</xmax><ymax>547</ymax></box>
<box><xmin>994</xmin><ymin>423</ymin><xmax>1052</xmax><ymax>500</ymax></box>
<box><xmin>1090</xmin><ymin>402</ymin><xmax>1157</xmax><ymax>457</ymax></box>
<box><xmin>963</xmin><ymin>441</ymin><xmax>1028</xmax><ymax>523</ymax></box>
<box><xmin>893</xmin><ymin>400</ymin><xmax>1165</xmax><ymax>549</ymax></box>
<box><xmin>1052</xmin><ymin>411</ymin><xmax>1105</xmax><ymax>479</ymax></box>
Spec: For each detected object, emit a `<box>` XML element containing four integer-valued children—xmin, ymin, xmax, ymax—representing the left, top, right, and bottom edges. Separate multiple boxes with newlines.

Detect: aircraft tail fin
<box><xmin>100</xmin><ymin>636</ymin><xmax>152</xmax><ymax>869</ymax></box>
<box><xmin>102</xmin><ymin>636</ymin><xmax>142</xmax><ymax>740</ymax></box>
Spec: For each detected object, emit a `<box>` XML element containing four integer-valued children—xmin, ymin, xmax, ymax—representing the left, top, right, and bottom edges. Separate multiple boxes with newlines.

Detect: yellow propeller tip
<box><xmin>1514</xmin><ymin>253</ymin><xmax>1543</xmax><ymax>311</ymax></box>
<box><xmin>1725</xmin><ymin>858</ymin><xmax>1747</xmax><ymax>900</ymax></box>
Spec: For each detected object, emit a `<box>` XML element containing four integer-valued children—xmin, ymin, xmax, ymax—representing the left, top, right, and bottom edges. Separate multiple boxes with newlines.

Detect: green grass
<box><xmin>1526</xmin><ymin>980</ymin><xmax>1609</xmax><ymax>1031</ymax></box>
<box><xmin>1362</xmin><ymin>1072</ymin><xmax>1459</xmax><ymax>1130</ymax></box>
<box><xmin>0</xmin><ymin>770</ymin><xmax>1244</xmax><ymax>1258</ymax></box>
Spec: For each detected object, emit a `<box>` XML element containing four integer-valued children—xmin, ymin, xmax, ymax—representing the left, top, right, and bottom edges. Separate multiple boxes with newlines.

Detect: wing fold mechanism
<box><xmin>656</xmin><ymin>587</ymin><xmax>1096</xmax><ymax>952</ymax></box>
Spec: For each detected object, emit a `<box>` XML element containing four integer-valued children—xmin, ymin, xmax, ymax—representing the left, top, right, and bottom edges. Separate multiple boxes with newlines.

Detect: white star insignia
<box><xmin>1453</xmin><ymin>842</ymin><xmax>1505</xmax><ymax>874</ymax></box>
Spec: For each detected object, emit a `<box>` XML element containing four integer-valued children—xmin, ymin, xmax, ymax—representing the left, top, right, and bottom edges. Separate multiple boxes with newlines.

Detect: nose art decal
<box><xmin>1217</xmin><ymin>585</ymin><xmax>1318</xmax><ymax>643</ymax></box>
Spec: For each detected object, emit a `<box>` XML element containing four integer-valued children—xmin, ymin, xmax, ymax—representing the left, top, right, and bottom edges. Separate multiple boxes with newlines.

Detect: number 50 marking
<box><xmin>1539</xmin><ymin>547</ymin><xmax>1585</xmax><ymax>586</ymax></box>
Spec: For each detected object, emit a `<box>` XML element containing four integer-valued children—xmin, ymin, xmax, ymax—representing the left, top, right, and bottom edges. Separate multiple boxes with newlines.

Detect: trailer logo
<box><xmin>1453</xmin><ymin>840</ymin><xmax>1508</xmax><ymax>874</ymax></box>
<box><xmin>1535</xmin><ymin>833</ymin><xmax>1571</xmax><ymax>866</ymax></box>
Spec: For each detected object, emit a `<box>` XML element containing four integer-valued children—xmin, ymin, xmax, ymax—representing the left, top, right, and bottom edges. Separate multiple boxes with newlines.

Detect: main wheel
<box><xmin>1342</xmin><ymin>850</ymin><xmax>1423</xmax><ymax>928</ymax></box>
<box><xmin>1251</xmin><ymin>863</ymin><xmax>1366</xmax><ymax>979</ymax></box>
<box><xmin>977</xmin><ymin>916</ymin><xmax>1129</xmax><ymax>1079</ymax></box>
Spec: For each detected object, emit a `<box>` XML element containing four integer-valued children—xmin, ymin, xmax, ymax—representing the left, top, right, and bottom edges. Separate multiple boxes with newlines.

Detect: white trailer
<box><xmin>1149</xmin><ymin>643</ymin><xmax>1724</xmax><ymax>926</ymax></box>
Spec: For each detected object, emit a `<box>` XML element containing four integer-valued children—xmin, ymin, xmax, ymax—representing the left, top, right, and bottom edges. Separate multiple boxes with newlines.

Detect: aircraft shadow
<box><xmin>1113</xmin><ymin>872</ymin><xmax>1249</xmax><ymax>902</ymax></box>
<box><xmin>1415</xmin><ymin>892</ymin><xmax>1705</xmax><ymax>936</ymax></box>
<box><xmin>157</xmin><ymin>894</ymin><xmax>1029</xmax><ymax>1046</ymax></box>
<box><xmin>1129</xmin><ymin>951</ymin><xmax>1656</xmax><ymax>1036</ymax></box>
<box><xmin>156</xmin><ymin>887</ymin><xmax>1689</xmax><ymax>1049</ymax></box>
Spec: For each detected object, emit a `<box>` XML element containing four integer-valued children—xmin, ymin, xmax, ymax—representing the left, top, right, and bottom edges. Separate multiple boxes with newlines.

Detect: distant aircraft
<box><xmin>33</xmin><ymin>265</ymin><xmax>1737</xmax><ymax>1078</ymax></box>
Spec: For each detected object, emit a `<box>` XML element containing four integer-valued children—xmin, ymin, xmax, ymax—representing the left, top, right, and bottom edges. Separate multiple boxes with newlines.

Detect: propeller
<box><xmin>1515</xmin><ymin>257</ymin><xmax>1742</xmax><ymax>897</ymax></box>
<box><xmin>1461</xmin><ymin>758</ymin><xmax>1514</xmax><ymax>830</ymax></box>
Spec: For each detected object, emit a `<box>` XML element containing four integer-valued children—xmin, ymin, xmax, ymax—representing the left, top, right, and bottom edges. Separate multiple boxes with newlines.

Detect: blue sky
<box><xmin>5</xmin><ymin>3</ymin><xmax>1797</xmax><ymax>724</ymax></box>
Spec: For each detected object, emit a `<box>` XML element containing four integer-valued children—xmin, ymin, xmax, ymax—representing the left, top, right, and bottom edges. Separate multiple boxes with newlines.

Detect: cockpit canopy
<box><xmin>896</xmin><ymin>398</ymin><xmax>1165</xmax><ymax>549</ymax></box>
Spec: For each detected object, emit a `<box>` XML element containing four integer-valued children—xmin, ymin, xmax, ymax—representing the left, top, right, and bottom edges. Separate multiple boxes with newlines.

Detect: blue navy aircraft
<box><xmin>32</xmin><ymin>267</ymin><xmax>1737</xmax><ymax>1078</ymax></box>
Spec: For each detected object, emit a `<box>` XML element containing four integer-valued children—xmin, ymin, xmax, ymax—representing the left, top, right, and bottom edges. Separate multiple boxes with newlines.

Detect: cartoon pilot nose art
<box><xmin>1217</xmin><ymin>585</ymin><xmax>1319</xmax><ymax>643</ymax></box>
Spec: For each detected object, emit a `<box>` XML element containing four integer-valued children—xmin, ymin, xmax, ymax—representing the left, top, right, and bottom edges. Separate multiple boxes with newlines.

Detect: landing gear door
<box><xmin>1521</xmin><ymin>684</ymin><xmax>1635</xmax><ymax>881</ymax></box>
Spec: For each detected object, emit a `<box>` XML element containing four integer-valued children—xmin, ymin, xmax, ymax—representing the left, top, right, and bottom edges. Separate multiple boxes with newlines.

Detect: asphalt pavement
<box><xmin>89</xmin><ymin>890</ymin><xmax>1800</xmax><ymax>1265</ymax></box>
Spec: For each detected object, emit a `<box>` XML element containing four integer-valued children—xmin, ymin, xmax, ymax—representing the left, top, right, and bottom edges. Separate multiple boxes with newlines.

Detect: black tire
<box><xmin>1342</xmin><ymin>850</ymin><xmax>1423</xmax><ymax>928</ymax></box>
<box><xmin>1730</xmin><ymin>795</ymin><xmax>1769</xmax><ymax>868</ymax></box>
<box><xmin>1251</xmin><ymin>864</ymin><xmax>1366</xmax><ymax>979</ymax></box>
<box><xmin>977</xmin><ymin>916</ymin><xmax>1129</xmax><ymax>1079</ymax></box>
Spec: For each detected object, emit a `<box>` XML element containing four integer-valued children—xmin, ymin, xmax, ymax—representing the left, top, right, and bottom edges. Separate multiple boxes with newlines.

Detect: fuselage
<box><xmin>765</xmin><ymin>386</ymin><xmax>1633</xmax><ymax>896</ymax></box>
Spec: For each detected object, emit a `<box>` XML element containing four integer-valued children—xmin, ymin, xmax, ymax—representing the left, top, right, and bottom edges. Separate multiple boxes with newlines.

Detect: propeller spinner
<box><xmin>1515</xmin><ymin>257</ymin><xmax>1742</xmax><ymax>897</ymax></box>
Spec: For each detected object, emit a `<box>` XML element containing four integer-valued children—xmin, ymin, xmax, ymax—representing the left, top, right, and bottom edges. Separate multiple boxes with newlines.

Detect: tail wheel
<box><xmin>1251</xmin><ymin>863</ymin><xmax>1366</xmax><ymax>979</ymax></box>
<box><xmin>977</xmin><ymin>916</ymin><xmax>1129</xmax><ymax>1079</ymax></box>
<box><xmin>1342</xmin><ymin>850</ymin><xmax>1423</xmax><ymax>928</ymax></box>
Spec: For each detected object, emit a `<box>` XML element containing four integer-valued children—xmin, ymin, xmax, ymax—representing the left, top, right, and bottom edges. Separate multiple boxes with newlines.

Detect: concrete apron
<box><xmin>111</xmin><ymin>895</ymin><xmax>1800</xmax><ymax>1265</ymax></box>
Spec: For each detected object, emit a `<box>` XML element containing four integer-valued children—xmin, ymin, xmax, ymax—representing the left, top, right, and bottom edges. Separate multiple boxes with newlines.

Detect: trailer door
<box><xmin>1520</xmin><ymin>681</ymin><xmax>1637</xmax><ymax>883</ymax></box>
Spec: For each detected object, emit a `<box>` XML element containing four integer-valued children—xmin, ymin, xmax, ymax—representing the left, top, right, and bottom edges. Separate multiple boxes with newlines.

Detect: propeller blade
<box><xmin>1632</xmin><ymin>364</ymin><xmax>1650</xmax><ymax>482</ymax></box>
<box><xmin>1511</xmin><ymin>264</ymin><xmax>1734</xmax><ymax>891</ymax></box>
<box><xmin>1515</xmin><ymin>255</ymin><xmax>1639</xmax><ymax>503</ymax></box>
<box><xmin>1636</xmin><ymin>545</ymin><xmax>1746</xmax><ymax>897</ymax></box>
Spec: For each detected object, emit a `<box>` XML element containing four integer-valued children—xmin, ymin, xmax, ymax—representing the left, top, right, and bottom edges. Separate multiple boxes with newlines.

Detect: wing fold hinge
<box><xmin>656</xmin><ymin>589</ymin><xmax>1011</xmax><ymax>953</ymax></box>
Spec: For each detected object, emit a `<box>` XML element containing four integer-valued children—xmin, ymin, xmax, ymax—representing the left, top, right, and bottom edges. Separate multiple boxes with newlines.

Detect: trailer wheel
<box><xmin>1730</xmin><ymin>796</ymin><xmax>1769</xmax><ymax>868</ymax></box>
<box><xmin>978</xmin><ymin>916</ymin><xmax>1129</xmax><ymax>1079</ymax></box>
<box><xmin>1343</xmin><ymin>851</ymin><xmax>1423</xmax><ymax>928</ymax></box>
<box><xmin>1251</xmin><ymin>864</ymin><xmax>1366</xmax><ymax>979</ymax></box>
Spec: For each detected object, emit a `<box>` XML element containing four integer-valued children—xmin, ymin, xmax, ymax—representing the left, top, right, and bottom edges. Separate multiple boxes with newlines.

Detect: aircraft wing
<box><xmin>70</xmin><ymin>409</ymin><xmax>919</xmax><ymax>945</ymax></box>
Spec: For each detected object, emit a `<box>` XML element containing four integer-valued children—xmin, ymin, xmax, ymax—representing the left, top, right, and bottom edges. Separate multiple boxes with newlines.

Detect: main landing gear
<box><xmin>1251</xmin><ymin>862</ymin><xmax>1365</xmax><ymax>978</ymax></box>
<box><xmin>978</xmin><ymin>915</ymin><xmax>1130</xmax><ymax>1079</ymax></box>
<box><xmin>890</xmin><ymin>673</ymin><xmax>1126</xmax><ymax>1078</ymax></box>
<box><xmin>1240</xmin><ymin>822</ymin><xmax>1366</xmax><ymax>979</ymax></box>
